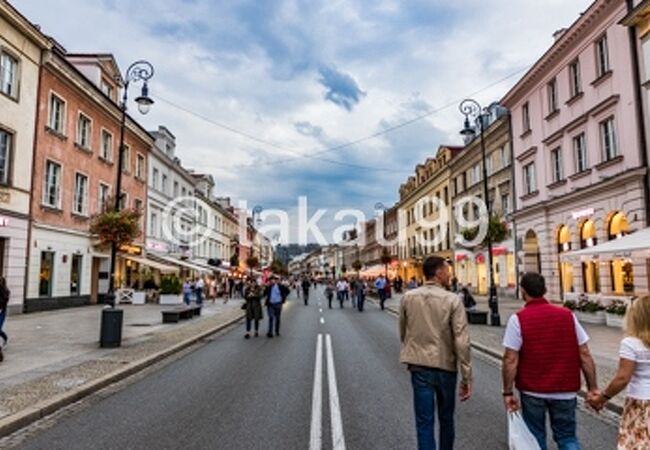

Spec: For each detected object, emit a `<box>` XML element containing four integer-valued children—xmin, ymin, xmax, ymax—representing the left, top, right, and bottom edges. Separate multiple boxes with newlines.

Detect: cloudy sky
<box><xmin>19</xmin><ymin>0</ymin><xmax>592</xmax><ymax>243</ymax></box>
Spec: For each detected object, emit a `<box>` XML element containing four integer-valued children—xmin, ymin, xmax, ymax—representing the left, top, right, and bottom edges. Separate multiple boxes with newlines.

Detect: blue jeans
<box><xmin>183</xmin><ymin>292</ymin><xmax>191</xmax><ymax>305</ymax></box>
<box><xmin>521</xmin><ymin>393</ymin><xmax>581</xmax><ymax>450</ymax></box>
<box><xmin>378</xmin><ymin>288</ymin><xmax>387</xmax><ymax>310</ymax></box>
<box><xmin>0</xmin><ymin>309</ymin><xmax>7</xmax><ymax>343</ymax></box>
<box><xmin>195</xmin><ymin>288</ymin><xmax>203</xmax><ymax>305</ymax></box>
<box><xmin>357</xmin><ymin>293</ymin><xmax>365</xmax><ymax>311</ymax></box>
<box><xmin>411</xmin><ymin>369</ymin><xmax>457</xmax><ymax>450</ymax></box>
<box><xmin>267</xmin><ymin>304</ymin><xmax>282</xmax><ymax>335</ymax></box>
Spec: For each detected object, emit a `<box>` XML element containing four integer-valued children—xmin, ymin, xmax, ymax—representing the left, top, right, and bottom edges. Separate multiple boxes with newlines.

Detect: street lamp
<box><xmin>101</xmin><ymin>60</ymin><xmax>154</xmax><ymax>348</ymax></box>
<box><xmin>458</xmin><ymin>99</ymin><xmax>501</xmax><ymax>327</ymax></box>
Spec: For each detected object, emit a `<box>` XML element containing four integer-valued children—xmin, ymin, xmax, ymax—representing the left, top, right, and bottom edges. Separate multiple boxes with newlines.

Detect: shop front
<box><xmin>0</xmin><ymin>214</ymin><xmax>29</xmax><ymax>314</ymax></box>
<box><xmin>454</xmin><ymin>241</ymin><xmax>516</xmax><ymax>296</ymax></box>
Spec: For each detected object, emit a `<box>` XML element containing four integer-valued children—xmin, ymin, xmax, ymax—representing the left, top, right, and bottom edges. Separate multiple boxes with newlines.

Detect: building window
<box><xmin>523</xmin><ymin>162</ymin><xmax>536</xmax><ymax>194</ymax></box>
<box><xmin>70</xmin><ymin>254</ymin><xmax>82</xmax><ymax>296</ymax></box>
<box><xmin>550</xmin><ymin>147</ymin><xmax>563</xmax><ymax>182</ymax></box>
<box><xmin>101</xmin><ymin>130</ymin><xmax>113</xmax><ymax>161</ymax></box>
<box><xmin>134</xmin><ymin>198</ymin><xmax>143</xmax><ymax>212</ymax></box>
<box><xmin>39</xmin><ymin>251</ymin><xmax>55</xmax><ymax>297</ymax></box>
<box><xmin>150</xmin><ymin>212</ymin><xmax>158</xmax><ymax>238</ymax></box>
<box><xmin>569</xmin><ymin>60</ymin><xmax>582</xmax><ymax>98</ymax></box>
<box><xmin>73</xmin><ymin>173</ymin><xmax>88</xmax><ymax>215</ymax></box>
<box><xmin>136</xmin><ymin>153</ymin><xmax>145</xmax><ymax>179</ymax></box>
<box><xmin>119</xmin><ymin>191</ymin><xmax>127</xmax><ymax>210</ymax></box>
<box><xmin>43</xmin><ymin>160</ymin><xmax>62</xmax><ymax>208</ymax></box>
<box><xmin>596</xmin><ymin>35</ymin><xmax>610</xmax><ymax>78</ymax></box>
<box><xmin>152</xmin><ymin>168</ymin><xmax>159</xmax><ymax>190</ymax></box>
<box><xmin>547</xmin><ymin>78</ymin><xmax>559</xmax><ymax>114</ymax></box>
<box><xmin>181</xmin><ymin>187</ymin><xmax>187</xmax><ymax>197</ymax></box>
<box><xmin>76</xmin><ymin>113</ymin><xmax>92</xmax><ymax>149</ymax></box>
<box><xmin>501</xmin><ymin>193</ymin><xmax>510</xmax><ymax>215</ymax></box>
<box><xmin>573</xmin><ymin>133</ymin><xmax>588</xmax><ymax>173</ymax></box>
<box><xmin>0</xmin><ymin>128</ymin><xmax>12</xmax><ymax>185</ymax></box>
<box><xmin>0</xmin><ymin>51</ymin><xmax>18</xmax><ymax>98</ymax></box>
<box><xmin>173</xmin><ymin>181</ymin><xmax>179</xmax><ymax>198</ymax></box>
<box><xmin>500</xmin><ymin>145</ymin><xmax>510</xmax><ymax>168</ymax></box>
<box><xmin>642</xmin><ymin>35</ymin><xmax>650</xmax><ymax>84</ymax></box>
<box><xmin>472</xmin><ymin>163</ymin><xmax>481</xmax><ymax>185</ymax></box>
<box><xmin>100</xmin><ymin>78</ymin><xmax>113</xmax><ymax>99</ymax></box>
<box><xmin>99</xmin><ymin>183</ymin><xmax>110</xmax><ymax>212</ymax></box>
<box><xmin>600</xmin><ymin>117</ymin><xmax>617</xmax><ymax>161</ymax></box>
<box><xmin>522</xmin><ymin>102</ymin><xmax>531</xmax><ymax>132</ymax></box>
<box><xmin>48</xmin><ymin>94</ymin><xmax>66</xmax><ymax>133</ymax></box>
<box><xmin>121</xmin><ymin>145</ymin><xmax>130</xmax><ymax>173</ymax></box>
<box><xmin>161</xmin><ymin>174</ymin><xmax>168</xmax><ymax>195</ymax></box>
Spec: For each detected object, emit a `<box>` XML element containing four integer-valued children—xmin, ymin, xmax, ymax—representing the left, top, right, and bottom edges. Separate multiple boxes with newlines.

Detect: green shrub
<box><xmin>160</xmin><ymin>275</ymin><xmax>182</xmax><ymax>295</ymax></box>
<box><xmin>606</xmin><ymin>300</ymin><xmax>627</xmax><ymax>316</ymax></box>
<box><xmin>577</xmin><ymin>299</ymin><xmax>604</xmax><ymax>313</ymax></box>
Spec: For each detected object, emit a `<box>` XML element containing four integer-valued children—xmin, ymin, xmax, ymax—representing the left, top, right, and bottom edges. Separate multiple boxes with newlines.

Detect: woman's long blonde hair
<box><xmin>625</xmin><ymin>295</ymin><xmax>650</xmax><ymax>348</ymax></box>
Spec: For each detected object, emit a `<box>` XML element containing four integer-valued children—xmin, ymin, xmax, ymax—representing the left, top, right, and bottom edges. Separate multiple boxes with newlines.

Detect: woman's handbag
<box><xmin>508</xmin><ymin>411</ymin><xmax>541</xmax><ymax>450</ymax></box>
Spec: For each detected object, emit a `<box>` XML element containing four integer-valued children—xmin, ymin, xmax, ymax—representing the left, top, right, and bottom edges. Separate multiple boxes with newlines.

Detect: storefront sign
<box><xmin>572</xmin><ymin>208</ymin><xmax>594</xmax><ymax>220</ymax></box>
<box><xmin>147</xmin><ymin>241</ymin><xmax>169</xmax><ymax>252</ymax></box>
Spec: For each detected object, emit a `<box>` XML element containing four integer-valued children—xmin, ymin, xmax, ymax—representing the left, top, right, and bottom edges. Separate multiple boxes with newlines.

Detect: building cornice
<box><xmin>43</xmin><ymin>50</ymin><xmax>153</xmax><ymax>147</ymax></box>
<box><xmin>0</xmin><ymin>1</ymin><xmax>52</xmax><ymax>50</ymax></box>
<box><xmin>502</xmin><ymin>0</ymin><xmax>620</xmax><ymax>107</ymax></box>
<box><xmin>513</xmin><ymin>166</ymin><xmax>647</xmax><ymax>218</ymax></box>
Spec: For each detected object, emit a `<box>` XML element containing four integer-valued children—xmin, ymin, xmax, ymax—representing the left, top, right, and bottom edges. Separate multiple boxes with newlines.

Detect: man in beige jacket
<box><xmin>400</xmin><ymin>256</ymin><xmax>472</xmax><ymax>450</ymax></box>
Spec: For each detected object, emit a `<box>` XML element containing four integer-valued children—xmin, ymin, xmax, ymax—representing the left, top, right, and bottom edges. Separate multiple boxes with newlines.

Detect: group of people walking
<box><xmin>241</xmin><ymin>275</ymin><xmax>290</xmax><ymax>339</ymax></box>
<box><xmin>399</xmin><ymin>256</ymin><xmax>650</xmax><ymax>450</ymax></box>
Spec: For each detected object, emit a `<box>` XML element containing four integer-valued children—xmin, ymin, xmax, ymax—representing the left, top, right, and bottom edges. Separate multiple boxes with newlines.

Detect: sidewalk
<box><xmin>373</xmin><ymin>291</ymin><xmax>624</xmax><ymax>411</ymax></box>
<box><xmin>0</xmin><ymin>301</ymin><xmax>245</xmax><ymax>435</ymax></box>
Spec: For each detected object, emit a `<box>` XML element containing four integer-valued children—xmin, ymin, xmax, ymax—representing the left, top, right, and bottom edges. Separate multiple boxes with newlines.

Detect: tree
<box><xmin>270</xmin><ymin>259</ymin><xmax>286</xmax><ymax>275</ymax></box>
<box><xmin>246</xmin><ymin>254</ymin><xmax>260</xmax><ymax>276</ymax></box>
<box><xmin>89</xmin><ymin>206</ymin><xmax>142</xmax><ymax>250</ymax></box>
<box><xmin>352</xmin><ymin>259</ymin><xmax>362</xmax><ymax>275</ymax></box>
<box><xmin>460</xmin><ymin>215</ymin><xmax>508</xmax><ymax>248</ymax></box>
<box><xmin>380</xmin><ymin>248</ymin><xmax>392</xmax><ymax>277</ymax></box>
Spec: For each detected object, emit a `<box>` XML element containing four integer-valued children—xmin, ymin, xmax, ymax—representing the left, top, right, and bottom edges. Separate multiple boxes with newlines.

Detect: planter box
<box><xmin>159</xmin><ymin>294</ymin><xmax>182</xmax><ymax>305</ymax></box>
<box><xmin>575</xmin><ymin>310</ymin><xmax>606</xmax><ymax>325</ymax></box>
<box><xmin>605</xmin><ymin>313</ymin><xmax>624</xmax><ymax>329</ymax></box>
<box><xmin>466</xmin><ymin>311</ymin><xmax>488</xmax><ymax>325</ymax></box>
<box><xmin>132</xmin><ymin>291</ymin><xmax>146</xmax><ymax>305</ymax></box>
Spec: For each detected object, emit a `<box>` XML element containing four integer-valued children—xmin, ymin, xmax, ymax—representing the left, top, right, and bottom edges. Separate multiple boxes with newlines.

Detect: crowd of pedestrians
<box><xmin>399</xmin><ymin>256</ymin><xmax>650</xmax><ymax>450</ymax></box>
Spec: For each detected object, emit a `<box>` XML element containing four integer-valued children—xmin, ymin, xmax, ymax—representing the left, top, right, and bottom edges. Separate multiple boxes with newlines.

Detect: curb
<box><xmin>0</xmin><ymin>312</ymin><xmax>245</xmax><ymax>438</ymax></box>
<box><xmin>369</xmin><ymin>297</ymin><xmax>624</xmax><ymax>417</ymax></box>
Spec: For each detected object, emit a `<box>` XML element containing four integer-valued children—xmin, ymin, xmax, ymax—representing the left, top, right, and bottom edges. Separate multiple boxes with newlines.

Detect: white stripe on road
<box><xmin>320</xmin><ymin>317</ymin><xmax>325</xmax><ymax>324</ymax></box>
<box><xmin>309</xmin><ymin>334</ymin><xmax>323</xmax><ymax>450</ymax></box>
<box><xmin>319</xmin><ymin>308</ymin><xmax>323</xmax><ymax>313</ymax></box>
<box><xmin>326</xmin><ymin>334</ymin><xmax>346</xmax><ymax>450</ymax></box>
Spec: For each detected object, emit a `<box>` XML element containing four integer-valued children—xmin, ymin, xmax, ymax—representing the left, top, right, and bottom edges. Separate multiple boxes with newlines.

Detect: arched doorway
<box><xmin>608</xmin><ymin>212</ymin><xmax>634</xmax><ymax>294</ymax></box>
<box><xmin>523</xmin><ymin>230</ymin><xmax>541</xmax><ymax>273</ymax></box>
<box><xmin>557</xmin><ymin>225</ymin><xmax>574</xmax><ymax>295</ymax></box>
<box><xmin>580</xmin><ymin>220</ymin><xmax>600</xmax><ymax>293</ymax></box>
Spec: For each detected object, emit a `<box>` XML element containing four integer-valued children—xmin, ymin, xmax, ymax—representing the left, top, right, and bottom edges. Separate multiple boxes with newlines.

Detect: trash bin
<box><xmin>100</xmin><ymin>308</ymin><xmax>123</xmax><ymax>348</ymax></box>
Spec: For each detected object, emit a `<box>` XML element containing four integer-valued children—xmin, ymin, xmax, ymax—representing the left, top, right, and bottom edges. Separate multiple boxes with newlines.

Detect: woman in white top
<box><xmin>588</xmin><ymin>295</ymin><xmax>650</xmax><ymax>449</ymax></box>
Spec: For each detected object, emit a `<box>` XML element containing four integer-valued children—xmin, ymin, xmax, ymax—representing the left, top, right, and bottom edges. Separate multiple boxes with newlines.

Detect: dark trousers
<box><xmin>0</xmin><ymin>309</ymin><xmax>6</xmax><ymax>343</ymax></box>
<box><xmin>521</xmin><ymin>393</ymin><xmax>580</xmax><ymax>450</ymax></box>
<box><xmin>411</xmin><ymin>368</ymin><xmax>457</xmax><ymax>450</ymax></box>
<box><xmin>337</xmin><ymin>291</ymin><xmax>344</xmax><ymax>308</ymax></box>
<box><xmin>303</xmin><ymin>289</ymin><xmax>309</xmax><ymax>305</ymax></box>
<box><xmin>357</xmin><ymin>293</ymin><xmax>365</xmax><ymax>312</ymax></box>
<box><xmin>327</xmin><ymin>293</ymin><xmax>333</xmax><ymax>309</ymax></box>
<box><xmin>195</xmin><ymin>288</ymin><xmax>203</xmax><ymax>305</ymax></box>
<box><xmin>378</xmin><ymin>288</ymin><xmax>387</xmax><ymax>310</ymax></box>
<box><xmin>267</xmin><ymin>304</ymin><xmax>283</xmax><ymax>335</ymax></box>
<box><xmin>246</xmin><ymin>318</ymin><xmax>259</xmax><ymax>332</ymax></box>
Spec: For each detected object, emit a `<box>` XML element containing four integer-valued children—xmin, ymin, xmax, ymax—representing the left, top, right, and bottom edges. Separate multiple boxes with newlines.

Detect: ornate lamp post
<box><xmin>459</xmin><ymin>99</ymin><xmax>501</xmax><ymax>327</ymax></box>
<box><xmin>100</xmin><ymin>61</ymin><xmax>154</xmax><ymax>348</ymax></box>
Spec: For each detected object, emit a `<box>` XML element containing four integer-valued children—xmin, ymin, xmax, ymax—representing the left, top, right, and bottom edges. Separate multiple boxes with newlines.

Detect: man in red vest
<box><xmin>501</xmin><ymin>272</ymin><xmax>598</xmax><ymax>450</ymax></box>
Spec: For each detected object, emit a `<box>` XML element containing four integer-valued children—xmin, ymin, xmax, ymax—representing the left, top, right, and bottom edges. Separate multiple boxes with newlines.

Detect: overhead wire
<box><xmin>152</xmin><ymin>63</ymin><xmax>531</xmax><ymax>173</ymax></box>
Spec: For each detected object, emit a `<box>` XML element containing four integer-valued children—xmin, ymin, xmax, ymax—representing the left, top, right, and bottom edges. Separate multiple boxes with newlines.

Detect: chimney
<box><xmin>553</xmin><ymin>28</ymin><xmax>566</xmax><ymax>42</ymax></box>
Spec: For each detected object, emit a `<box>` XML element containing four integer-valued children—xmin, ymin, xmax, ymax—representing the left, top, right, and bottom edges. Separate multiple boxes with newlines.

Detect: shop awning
<box><xmin>149</xmin><ymin>254</ymin><xmax>212</xmax><ymax>274</ymax></box>
<box><xmin>560</xmin><ymin>227</ymin><xmax>650</xmax><ymax>262</ymax></box>
<box><xmin>190</xmin><ymin>259</ymin><xmax>229</xmax><ymax>273</ymax></box>
<box><xmin>125</xmin><ymin>255</ymin><xmax>179</xmax><ymax>274</ymax></box>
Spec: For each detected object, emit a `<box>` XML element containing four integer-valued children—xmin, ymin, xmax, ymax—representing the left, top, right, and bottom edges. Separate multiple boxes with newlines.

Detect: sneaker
<box><xmin>245</xmin><ymin>333</ymin><xmax>250</xmax><ymax>339</ymax></box>
<box><xmin>275</xmin><ymin>332</ymin><xmax>280</xmax><ymax>337</ymax></box>
<box><xmin>254</xmin><ymin>332</ymin><xmax>259</xmax><ymax>338</ymax></box>
<box><xmin>267</xmin><ymin>333</ymin><xmax>274</xmax><ymax>338</ymax></box>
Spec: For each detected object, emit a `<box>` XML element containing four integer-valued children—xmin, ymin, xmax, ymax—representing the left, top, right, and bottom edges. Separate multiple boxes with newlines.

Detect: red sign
<box><xmin>455</xmin><ymin>254</ymin><xmax>468</xmax><ymax>262</ymax></box>
<box><xmin>476</xmin><ymin>254</ymin><xmax>485</xmax><ymax>264</ymax></box>
<box><xmin>492</xmin><ymin>247</ymin><xmax>508</xmax><ymax>256</ymax></box>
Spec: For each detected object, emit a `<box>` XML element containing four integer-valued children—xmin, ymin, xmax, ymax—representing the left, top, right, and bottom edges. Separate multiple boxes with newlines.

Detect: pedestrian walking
<box><xmin>407</xmin><ymin>277</ymin><xmax>418</xmax><ymax>290</ymax></box>
<box><xmin>264</xmin><ymin>276</ymin><xmax>289</xmax><ymax>338</ymax></box>
<box><xmin>336</xmin><ymin>278</ymin><xmax>348</xmax><ymax>309</ymax></box>
<box><xmin>375</xmin><ymin>274</ymin><xmax>388</xmax><ymax>310</ymax></box>
<box><xmin>350</xmin><ymin>278</ymin><xmax>358</xmax><ymax>309</ymax></box>
<box><xmin>182</xmin><ymin>279</ymin><xmax>193</xmax><ymax>306</ymax></box>
<box><xmin>502</xmin><ymin>272</ymin><xmax>598</xmax><ymax>450</ymax></box>
<box><xmin>243</xmin><ymin>278</ymin><xmax>264</xmax><ymax>339</ymax></box>
<box><xmin>209</xmin><ymin>277</ymin><xmax>218</xmax><ymax>303</ymax></box>
<box><xmin>458</xmin><ymin>287</ymin><xmax>477</xmax><ymax>312</ymax></box>
<box><xmin>301</xmin><ymin>277</ymin><xmax>311</xmax><ymax>306</ymax></box>
<box><xmin>228</xmin><ymin>277</ymin><xmax>235</xmax><ymax>299</ymax></box>
<box><xmin>400</xmin><ymin>256</ymin><xmax>472</xmax><ymax>450</ymax></box>
<box><xmin>356</xmin><ymin>279</ymin><xmax>367</xmax><ymax>312</ymax></box>
<box><xmin>325</xmin><ymin>281</ymin><xmax>335</xmax><ymax>309</ymax></box>
<box><xmin>195</xmin><ymin>277</ymin><xmax>205</xmax><ymax>305</ymax></box>
<box><xmin>0</xmin><ymin>277</ymin><xmax>9</xmax><ymax>362</ymax></box>
<box><xmin>587</xmin><ymin>295</ymin><xmax>650</xmax><ymax>449</ymax></box>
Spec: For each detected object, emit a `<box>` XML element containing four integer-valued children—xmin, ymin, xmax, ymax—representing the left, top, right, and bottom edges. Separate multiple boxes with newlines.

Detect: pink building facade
<box><xmin>503</xmin><ymin>0</ymin><xmax>649</xmax><ymax>302</ymax></box>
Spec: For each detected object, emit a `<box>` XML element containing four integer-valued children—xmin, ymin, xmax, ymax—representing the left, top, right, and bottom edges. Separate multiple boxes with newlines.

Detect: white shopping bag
<box><xmin>508</xmin><ymin>411</ymin><xmax>541</xmax><ymax>450</ymax></box>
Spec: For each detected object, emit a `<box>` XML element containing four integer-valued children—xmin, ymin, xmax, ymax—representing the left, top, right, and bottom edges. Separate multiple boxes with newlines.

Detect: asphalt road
<box><xmin>15</xmin><ymin>288</ymin><xmax>618</xmax><ymax>450</ymax></box>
